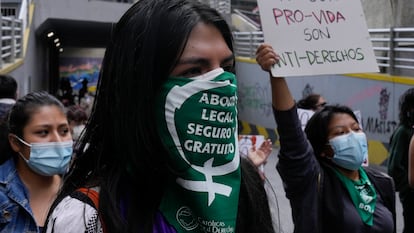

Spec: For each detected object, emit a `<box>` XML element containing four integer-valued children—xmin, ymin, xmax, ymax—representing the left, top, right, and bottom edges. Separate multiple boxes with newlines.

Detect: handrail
<box><xmin>0</xmin><ymin>16</ymin><xmax>23</xmax><ymax>69</ymax></box>
<box><xmin>233</xmin><ymin>9</ymin><xmax>261</xmax><ymax>29</ymax></box>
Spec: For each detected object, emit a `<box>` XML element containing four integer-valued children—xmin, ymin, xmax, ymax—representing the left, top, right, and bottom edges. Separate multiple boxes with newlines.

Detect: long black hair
<box><xmin>398</xmin><ymin>88</ymin><xmax>414</xmax><ymax>128</ymax></box>
<box><xmin>46</xmin><ymin>0</ymin><xmax>275</xmax><ymax>233</ymax></box>
<box><xmin>0</xmin><ymin>74</ymin><xmax>17</xmax><ymax>100</ymax></box>
<box><xmin>297</xmin><ymin>94</ymin><xmax>323</xmax><ymax>111</ymax></box>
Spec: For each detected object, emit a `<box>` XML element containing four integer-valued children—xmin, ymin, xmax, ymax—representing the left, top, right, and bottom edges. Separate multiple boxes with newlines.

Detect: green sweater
<box><xmin>387</xmin><ymin>125</ymin><xmax>414</xmax><ymax>201</ymax></box>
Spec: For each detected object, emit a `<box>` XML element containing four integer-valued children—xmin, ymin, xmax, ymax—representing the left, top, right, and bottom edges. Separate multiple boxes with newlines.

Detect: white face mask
<box><xmin>14</xmin><ymin>135</ymin><xmax>73</xmax><ymax>176</ymax></box>
<box><xmin>72</xmin><ymin>125</ymin><xmax>85</xmax><ymax>140</ymax></box>
<box><xmin>328</xmin><ymin>131</ymin><xmax>368</xmax><ymax>170</ymax></box>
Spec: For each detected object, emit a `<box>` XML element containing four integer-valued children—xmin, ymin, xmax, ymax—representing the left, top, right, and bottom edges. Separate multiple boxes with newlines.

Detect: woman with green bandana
<box><xmin>43</xmin><ymin>1</ymin><xmax>277</xmax><ymax>233</ymax></box>
<box><xmin>256</xmin><ymin>43</ymin><xmax>396</xmax><ymax>233</ymax></box>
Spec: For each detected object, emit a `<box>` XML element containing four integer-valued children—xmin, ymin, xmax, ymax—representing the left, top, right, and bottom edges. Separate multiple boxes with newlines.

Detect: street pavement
<box><xmin>263</xmin><ymin>147</ymin><xmax>404</xmax><ymax>233</ymax></box>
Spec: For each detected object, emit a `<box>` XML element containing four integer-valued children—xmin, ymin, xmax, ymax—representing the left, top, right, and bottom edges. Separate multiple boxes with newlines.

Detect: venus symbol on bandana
<box><xmin>164</xmin><ymin>75</ymin><xmax>239</xmax><ymax>206</ymax></box>
<box><xmin>156</xmin><ymin>68</ymin><xmax>241</xmax><ymax>233</ymax></box>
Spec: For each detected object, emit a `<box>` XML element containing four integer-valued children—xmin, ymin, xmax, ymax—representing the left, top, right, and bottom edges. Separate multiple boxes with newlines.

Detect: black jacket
<box><xmin>275</xmin><ymin>106</ymin><xmax>396</xmax><ymax>233</ymax></box>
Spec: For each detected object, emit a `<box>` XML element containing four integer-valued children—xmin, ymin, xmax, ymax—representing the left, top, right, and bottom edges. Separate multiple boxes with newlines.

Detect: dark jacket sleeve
<box><xmin>274</xmin><ymin>105</ymin><xmax>320</xmax><ymax>197</ymax></box>
<box><xmin>274</xmin><ymin>105</ymin><xmax>320</xmax><ymax>233</ymax></box>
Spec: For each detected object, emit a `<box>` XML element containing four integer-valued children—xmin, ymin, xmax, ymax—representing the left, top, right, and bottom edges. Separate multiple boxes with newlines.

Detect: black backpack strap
<box><xmin>69</xmin><ymin>187</ymin><xmax>106</xmax><ymax>233</ymax></box>
<box><xmin>70</xmin><ymin>188</ymin><xmax>100</xmax><ymax>210</ymax></box>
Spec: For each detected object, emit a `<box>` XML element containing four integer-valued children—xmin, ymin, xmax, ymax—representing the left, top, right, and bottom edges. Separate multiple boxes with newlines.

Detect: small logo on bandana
<box><xmin>157</xmin><ymin>68</ymin><xmax>241</xmax><ymax>233</ymax></box>
<box><xmin>176</xmin><ymin>206</ymin><xmax>198</xmax><ymax>230</ymax></box>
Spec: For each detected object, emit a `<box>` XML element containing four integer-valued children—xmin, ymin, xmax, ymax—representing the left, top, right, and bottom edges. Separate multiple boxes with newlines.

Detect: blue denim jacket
<box><xmin>0</xmin><ymin>159</ymin><xmax>39</xmax><ymax>233</ymax></box>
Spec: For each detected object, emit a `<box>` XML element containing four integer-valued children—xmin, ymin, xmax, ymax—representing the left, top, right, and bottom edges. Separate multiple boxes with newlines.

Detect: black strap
<box><xmin>70</xmin><ymin>190</ymin><xmax>98</xmax><ymax>210</ymax></box>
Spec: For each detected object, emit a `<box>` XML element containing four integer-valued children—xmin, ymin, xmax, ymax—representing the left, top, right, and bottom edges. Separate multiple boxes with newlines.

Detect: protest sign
<box><xmin>297</xmin><ymin>108</ymin><xmax>315</xmax><ymax>130</ymax></box>
<box><xmin>257</xmin><ymin>0</ymin><xmax>379</xmax><ymax>76</ymax></box>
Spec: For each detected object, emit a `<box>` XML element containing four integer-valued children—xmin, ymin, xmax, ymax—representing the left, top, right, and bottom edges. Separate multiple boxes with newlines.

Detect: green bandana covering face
<box><xmin>156</xmin><ymin>68</ymin><xmax>240</xmax><ymax>233</ymax></box>
<box><xmin>334</xmin><ymin>167</ymin><xmax>377</xmax><ymax>226</ymax></box>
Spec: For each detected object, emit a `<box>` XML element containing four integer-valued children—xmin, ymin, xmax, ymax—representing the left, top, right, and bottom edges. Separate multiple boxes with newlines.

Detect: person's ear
<box><xmin>14</xmin><ymin>92</ymin><xmax>18</xmax><ymax>100</ymax></box>
<box><xmin>320</xmin><ymin>144</ymin><xmax>334</xmax><ymax>159</ymax></box>
<box><xmin>8</xmin><ymin>134</ymin><xmax>22</xmax><ymax>153</ymax></box>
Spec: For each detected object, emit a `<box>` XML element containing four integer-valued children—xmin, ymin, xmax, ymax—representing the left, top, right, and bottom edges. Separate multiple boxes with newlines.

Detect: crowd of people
<box><xmin>0</xmin><ymin>0</ymin><xmax>412</xmax><ymax>232</ymax></box>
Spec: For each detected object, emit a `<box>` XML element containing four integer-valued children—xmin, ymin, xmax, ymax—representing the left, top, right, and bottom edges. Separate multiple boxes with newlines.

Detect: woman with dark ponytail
<box><xmin>0</xmin><ymin>91</ymin><xmax>72</xmax><ymax>232</ymax></box>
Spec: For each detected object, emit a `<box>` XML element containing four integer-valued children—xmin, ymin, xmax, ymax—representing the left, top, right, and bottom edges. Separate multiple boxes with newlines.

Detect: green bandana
<box><xmin>334</xmin><ymin>167</ymin><xmax>377</xmax><ymax>226</ymax></box>
<box><xmin>156</xmin><ymin>68</ymin><xmax>240</xmax><ymax>233</ymax></box>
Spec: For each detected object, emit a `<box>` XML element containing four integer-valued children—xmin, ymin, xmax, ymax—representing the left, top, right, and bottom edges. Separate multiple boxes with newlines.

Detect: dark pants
<box><xmin>402</xmin><ymin>191</ymin><xmax>414</xmax><ymax>233</ymax></box>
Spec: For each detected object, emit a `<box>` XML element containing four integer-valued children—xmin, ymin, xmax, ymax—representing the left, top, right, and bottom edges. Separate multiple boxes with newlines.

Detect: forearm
<box><xmin>256</xmin><ymin>43</ymin><xmax>294</xmax><ymax>111</ymax></box>
<box><xmin>270</xmin><ymin>76</ymin><xmax>295</xmax><ymax>111</ymax></box>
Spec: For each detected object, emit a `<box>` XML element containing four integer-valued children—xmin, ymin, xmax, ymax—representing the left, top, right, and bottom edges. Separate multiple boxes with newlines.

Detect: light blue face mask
<box><xmin>14</xmin><ymin>136</ymin><xmax>73</xmax><ymax>176</ymax></box>
<box><xmin>329</xmin><ymin>131</ymin><xmax>368</xmax><ymax>171</ymax></box>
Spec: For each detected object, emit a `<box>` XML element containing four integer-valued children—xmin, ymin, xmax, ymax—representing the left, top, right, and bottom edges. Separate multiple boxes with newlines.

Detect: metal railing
<box><xmin>369</xmin><ymin>27</ymin><xmax>414</xmax><ymax>75</ymax></box>
<box><xmin>1</xmin><ymin>12</ymin><xmax>414</xmax><ymax>77</ymax></box>
<box><xmin>0</xmin><ymin>15</ymin><xmax>23</xmax><ymax>69</ymax></box>
<box><xmin>233</xmin><ymin>31</ymin><xmax>264</xmax><ymax>58</ymax></box>
<box><xmin>233</xmin><ymin>27</ymin><xmax>414</xmax><ymax>76</ymax></box>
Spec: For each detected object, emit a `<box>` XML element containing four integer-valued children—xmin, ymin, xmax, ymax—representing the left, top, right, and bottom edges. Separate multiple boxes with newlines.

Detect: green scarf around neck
<box><xmin>334</xmin><ymin>167</ymin><xmax>377</xmax><ymax>226</ymax></box>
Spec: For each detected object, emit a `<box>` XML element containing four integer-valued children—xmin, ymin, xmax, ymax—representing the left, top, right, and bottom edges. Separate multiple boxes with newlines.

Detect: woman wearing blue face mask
<box><xmin>0</xmin><ymin>90</ymin><xmax>73</xmax><ymax>233</ymax></box>
<box><xmin>256</xmin><ymin>43</ymin><xmax>396</xmax><ymax>233</ymax></box>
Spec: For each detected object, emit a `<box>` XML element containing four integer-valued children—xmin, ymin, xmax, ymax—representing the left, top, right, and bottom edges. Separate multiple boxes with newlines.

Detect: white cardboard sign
<box><xmin>257</xmin><ymin>0</ymin><xmax>379</xmax><ymax>77</ymax></box>
<box><xmin>297</xmin><ymin>108</ymin><xmax>315</xmax><ymax>130</ymax></box>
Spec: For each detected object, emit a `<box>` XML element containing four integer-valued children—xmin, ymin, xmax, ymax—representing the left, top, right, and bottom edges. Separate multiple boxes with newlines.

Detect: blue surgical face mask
<box><xmin>328</xmin><ymin>131</ymin><xmax>368</xmax><ymax>171</ymax></box>
<box><xmin>14</xmin><ymin>136</ymin><xmax>73</xmax><ymax>176</ymax></box>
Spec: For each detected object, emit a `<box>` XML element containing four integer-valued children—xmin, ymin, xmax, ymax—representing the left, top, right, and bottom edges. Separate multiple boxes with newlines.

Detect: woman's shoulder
<box><xmin>45</xmin><ymin>194</ymin><xmax>102</xmax><ymax>233</ymax></box>
<box><xmin>0</xmin><ymin>159</ymin><xmax>16</xmax><ymax>182</ymax></box>
<box><xmin>391</xmin><ymin>125</ymin><xmax>412</xmax><ymax>140</ymax></box>
<box><xmin>0</xmin><ymin>159</ymin><xmax>24</xmax><ymax>196</ymax></box>
<box><xmin>363</xmin><ymin>167</ymin><xmax>396</xmax><ymax>214</ymax></box>
<box><xmin>364</xmin><ymin>166</ymin><xmax>392</xmax><ymax>179</ymax></box>
<box><xmin>363</xmin><ymin>167</ymin><xmax>395</xmax><ymax>191</ymax></box>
